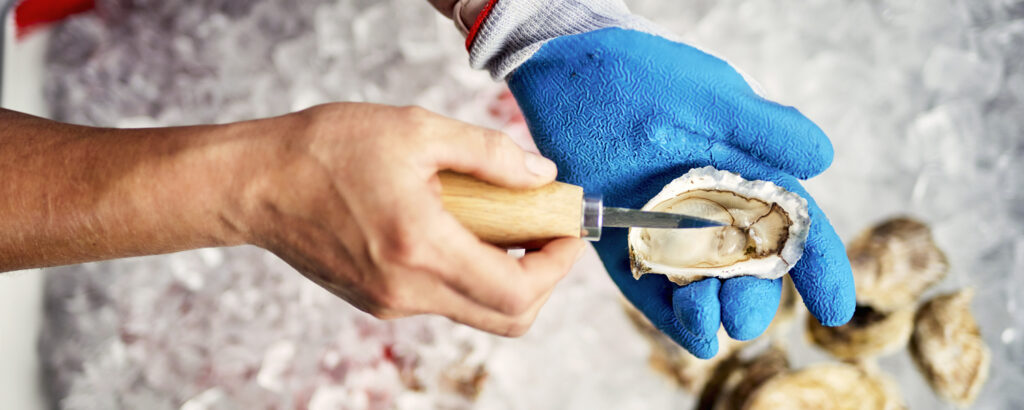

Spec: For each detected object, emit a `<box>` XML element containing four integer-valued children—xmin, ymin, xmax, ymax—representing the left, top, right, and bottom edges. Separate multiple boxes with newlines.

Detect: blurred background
<box><xmin>1</xmin><ymin>0</ymin><xmax>1022</xmax><ymax>408</ymax></box>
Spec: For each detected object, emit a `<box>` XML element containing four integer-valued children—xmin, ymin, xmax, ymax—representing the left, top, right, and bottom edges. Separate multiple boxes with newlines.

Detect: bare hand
<box><xmin>236</xmin><ymin>103</ymin><xmax>586</xmax><ymax>336</ymax></box>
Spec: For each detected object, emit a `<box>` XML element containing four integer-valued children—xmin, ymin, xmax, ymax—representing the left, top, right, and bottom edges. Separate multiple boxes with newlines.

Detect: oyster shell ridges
<box><xmin>742</xmin><ymin>362</ymin><xmax>906</xmax><ymax>410</ymax></box>
<box><xmin>806</xmin><ymin>217</ymin><xmax>944</xmax><ymax>361</ymax></box>
<box><xmin>910</xmin><ymin>288</ymin><xmax>991</xmax><ymax>406</ymax></box>
<box><xmin>846</xmin><ymin>217</ymin><xmax>949</xmax><ymax>312</ymax></box>
<box><xmin>805</xmin><ymin>304</ymin><xmax>914</xmax><ymax>360</ymax></box>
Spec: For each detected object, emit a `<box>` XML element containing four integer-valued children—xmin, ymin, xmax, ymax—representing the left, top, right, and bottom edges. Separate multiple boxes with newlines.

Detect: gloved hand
<box><xmin>465</xmin><ymin>2</ymin><xmax>856</xmax><ymax>358</ymax></box>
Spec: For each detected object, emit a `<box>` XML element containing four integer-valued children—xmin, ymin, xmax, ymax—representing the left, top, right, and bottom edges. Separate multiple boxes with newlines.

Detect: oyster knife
<box><xmin>600</xmin><ymin>207</ymin><xmax>726</xmax><ymax>230</ymax></box>
<box><xmin>438</xmin><ymin>172</ymin><xmax>725</xmax><ymax>247</ymax></box>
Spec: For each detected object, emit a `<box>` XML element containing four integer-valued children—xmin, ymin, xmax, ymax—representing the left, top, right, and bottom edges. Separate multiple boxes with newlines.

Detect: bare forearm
<box><xmin>0</xmin><ymin>101</ymin><xmax>583</xmax><ymax>337</ymax></box>
<box><xmin>0</xmin><ymin>109</ymin><xmax>254</xmax><ymax>271</ymax></box>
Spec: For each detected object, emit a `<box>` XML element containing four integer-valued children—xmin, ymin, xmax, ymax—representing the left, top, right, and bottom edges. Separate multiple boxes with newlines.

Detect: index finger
<box><xmin>721</xmin><ymin>95</ymin><xmax>835</xmax><ymax>180</ymax></box>
<box><xmin>429</xmin><ymin>214</ymin><xmax>584</xmax><ymax>316</ymax></box>
<box><xmin>418</xmin><ymin>112</ymin><xmax>558</xmax><ymax>189</ymax></box>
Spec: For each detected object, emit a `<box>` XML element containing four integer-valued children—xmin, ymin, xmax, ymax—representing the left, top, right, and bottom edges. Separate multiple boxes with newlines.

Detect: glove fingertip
<box><xmin>672</xmin><ymin>278</ymin><xmax>721</xmax><ymax>339</ymax></box>
<box><xmin>784</xmin><ymin>108</ymin><xmax>834</xmax><ymax>179</ymax></box>
<box><xmin>651</xmin><ymin>306</ymin><xmax>720</xmax><ymax>359</ymax></box>
<box><xmin>677</xmin><ymin>332</ymin><xmax>719</xmax><ymax>360</ymax></box>
<box><xmin>739</xmin><ymin>101</ymin><xmax>834</xmax><ymax>179</ymax></box>
<box><xmin>720</xmin><ymin>277</ymin><xmax>781</xmax><ymax>341</ymax></box>
<box><xmin>810</xmin><ymin>278</ymin><xmax>856</xmax><ymax>327</ymax></box>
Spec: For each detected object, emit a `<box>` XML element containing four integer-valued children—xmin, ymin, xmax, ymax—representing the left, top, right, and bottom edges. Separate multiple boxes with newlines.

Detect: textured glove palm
<box><xmin>506</xmin><ymin>28</ymin><xmax>856</xmax><ymax>358</ymax></box>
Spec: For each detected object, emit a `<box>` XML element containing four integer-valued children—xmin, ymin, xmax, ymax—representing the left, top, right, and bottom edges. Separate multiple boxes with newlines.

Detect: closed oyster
<box><xmin>620</xmin><ymin>277</ymin><xmax>798</xmax><ymax>392</ymax></box>
<box><xmin>805</xmin><ymin>305</ymin><xmax>914</xmax><ymax>360</ymax></box>
<box><xmin>743</xmin><ymin>363</ymin><xmax>905</xmax><ymax>410</ymax></box>
<box><xmin>698</xmin><ymin>345</ymin><xmax>790</xmax><ymax>410</ymax></box>
<box><xmin>910</xmin><ymin>289</ymin><xmax>990</xmax><ymax>406</ymax></box>
<box><xmin>628</xmin><ymin>167</ymin><xmax>810</xmax><ymax>286</ymax></box>
<box><xmin>806</xmin><ymin>217</ymin><xmax>944</xmax><ymax>360</ymax></box>
<box><xmin>846</xmin><ymin>217</ymin><xmax>948</xmax><ymax>312</ymax></box>
<box><xmin>620</xmin><ymin>300</ymin><xmax>746</xmax><ymax>392</ymax></box>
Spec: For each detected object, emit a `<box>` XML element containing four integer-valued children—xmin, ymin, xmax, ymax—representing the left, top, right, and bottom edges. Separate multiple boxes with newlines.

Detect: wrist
<box><xmin>218</xmin><ymin>108</ymin><xmax>349</xmax><ymax>250</ymax></box>
<box><xmin>203</xmin><ymin>116</ymin><xmax>302</xmax><ymax>248</ymax></box>
<box><xmin>121</xmin><ymin>122</ymin><xmax>257</xmax><ymax>249</ymax></box>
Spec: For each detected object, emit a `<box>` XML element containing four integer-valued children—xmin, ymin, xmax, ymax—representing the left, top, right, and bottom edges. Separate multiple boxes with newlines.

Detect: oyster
<box><xmin>628</xmin><ymin>167</ymin><xmax>810</xmax><ymax>286</ymax></box>
<box><xmin>620</xmin><ymin>276</ymin><xmax>798</xmax><ymax>392</ymax></box>
<box><xmin>846</xmin><ymin>217</ymin><xmax>948</xmax><ymax>312</ymax></box>
<box><xmin>806</xmin><ymin>217</ymin><xmax>944</xmax><ymax>360</ymax></box>
<box><xmin>620</xmin><ymin>299</ymin><xmax>746</xmax><ymax>392</ymax></box>
<box><xmin>698</xmin><ymin>345</ymin><xmax>790</xmax><ymax>410</ymax></box>
<box><xmin>743</xmin><ymin>363</ymin><xmax>906</xmax><ymax>410</ymax></box>
<box><xmin>910</xmin><ymin>289</ymin><xmax>990</xmax><ymax>406</ymax></box>
<box><xmin>805</xmin><ymin>304</ymin><xmax>914</xmax><ymax>360</ymax></box>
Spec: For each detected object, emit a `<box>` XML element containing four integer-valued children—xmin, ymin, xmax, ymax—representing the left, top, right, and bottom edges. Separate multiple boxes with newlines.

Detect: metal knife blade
<box><xmin>602</xmin><ymin>207</ymin><xmax>726</xmax><ymax>229</ymax></box>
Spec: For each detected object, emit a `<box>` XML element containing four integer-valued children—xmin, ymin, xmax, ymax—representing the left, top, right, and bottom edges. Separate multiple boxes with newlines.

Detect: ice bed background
<box><xmin>36</xmin><ymin>0</ymin><xmax>1023</xmax><ymax>408</ymax></box>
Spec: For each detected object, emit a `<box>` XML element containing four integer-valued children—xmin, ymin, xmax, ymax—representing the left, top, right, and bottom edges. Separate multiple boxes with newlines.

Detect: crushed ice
<box><xmin>38</xmin><ymin>0</ymin><xmax>1024</xmax><ymax>408</ymax></box>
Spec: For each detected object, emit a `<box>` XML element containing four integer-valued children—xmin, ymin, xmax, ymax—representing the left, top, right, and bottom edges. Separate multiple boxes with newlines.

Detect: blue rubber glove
<box><xmin>506</xmin><ymin>28</ymin><xmax>856</xmax><ymax>358</ymax></box>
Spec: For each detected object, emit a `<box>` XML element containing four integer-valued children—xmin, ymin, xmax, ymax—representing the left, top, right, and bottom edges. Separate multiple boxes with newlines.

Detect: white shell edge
<box><xmin>627</xmin><ymin>166</ymin><xmax>811</xmax><ymax>284</ymax></box>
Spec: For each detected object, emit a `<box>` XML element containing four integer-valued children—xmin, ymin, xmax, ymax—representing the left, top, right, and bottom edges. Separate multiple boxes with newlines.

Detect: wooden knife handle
<box><xmin>438</xmin><ymin>171</ymin><xmax>584</xmax><ymax>247</ymax></box>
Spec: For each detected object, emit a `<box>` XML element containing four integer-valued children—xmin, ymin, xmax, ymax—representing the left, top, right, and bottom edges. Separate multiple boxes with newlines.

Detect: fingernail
<box><xmin>524</xmin><ymin>153</ymin><xmax>556</xmax><ymax>177</ymax></box>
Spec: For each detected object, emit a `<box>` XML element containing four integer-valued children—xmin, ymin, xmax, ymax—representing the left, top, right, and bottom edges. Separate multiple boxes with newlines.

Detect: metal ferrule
<box><xmin>581</xmin><ymin>193</ymin><xmax>603</xmax><ymax>241</ymax></box>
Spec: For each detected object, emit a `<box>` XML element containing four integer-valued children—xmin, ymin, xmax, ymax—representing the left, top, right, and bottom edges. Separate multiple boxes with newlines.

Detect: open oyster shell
<box><xmin>910</xmin><ymin>289</ymin><xmax>990</xmax><ymax>406</ymax></box>
<box><xmin>628</xmin><ymin>167</ymin><xmax>810</xmax><ymax>286</ymax></box>
<box><xmin>846</xmin><ymin>217</ymin><xmax>948</xmax><ymax>312</ymax></box>
<box><xmin>743</xmin><ymin>363</ymin><xmax>906</xmax><ymax>410</ymax></box>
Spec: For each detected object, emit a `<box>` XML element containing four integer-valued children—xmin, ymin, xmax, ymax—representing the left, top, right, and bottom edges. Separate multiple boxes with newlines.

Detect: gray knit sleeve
<box><xmin>466</xmin><ymin>0</ymin><xmax>666</xmax><ymax>79</ymax></box>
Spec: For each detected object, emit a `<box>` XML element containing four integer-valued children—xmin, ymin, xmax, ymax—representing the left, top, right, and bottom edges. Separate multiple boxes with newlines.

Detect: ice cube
<box><xmin>922</xmin><ymin>45</ymin><xmax>1003</xmax><ymax>101</ymax></box>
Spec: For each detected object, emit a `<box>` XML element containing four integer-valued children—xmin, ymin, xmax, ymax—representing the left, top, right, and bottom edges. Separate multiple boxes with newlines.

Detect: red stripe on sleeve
<box><xmin>464</xmin><ymin>0</ymin><xmax>500</xmax><ymax>51</ymax></box>
<box><xmin>14</xmin><ymin>0</ymin><xmax>96</xmax><ymax>38</ymax></box>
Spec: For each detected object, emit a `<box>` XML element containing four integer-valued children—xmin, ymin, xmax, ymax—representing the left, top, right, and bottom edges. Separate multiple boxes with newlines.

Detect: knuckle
<box><xmin>368</xmin><ymin>281</ymin><xmax>408</xmax><ymax>314</ymax></box>
<box><xmin>481</xmin><ymin>132</ymin><xmax>523</xmax><ymax>169</ymax></box>
<box><xmin>500</xmin><ymin>317</ymin><xmax>535</xmax><ymax>338</ymax></box>
<box><xmin>375</xmin><ymin>224</ymin><xmax>430</xmax><ymax>270</ymax></box>
<box><xmin>498</xmin><ymin>292</ymin><xmax>532</xmax><ymax>316</ymax></box>
<box><xmin>365</xmin><ymin>303</ymin><xmax>400</xmax><ymax>320</ymax></box>
<box><xmin>370</xmin><ymin>310</ymin><xmax>402</xmax><ymax>321</ymax></box>
<box><xmin>483</xmin><ymin>131</ymin><xmax>516</xmax><ymax>156</ymax></box>
<box><xmin>388</xmin><ymin>240</ymin><xmax>431</xmax><ymax>271</ymax></box>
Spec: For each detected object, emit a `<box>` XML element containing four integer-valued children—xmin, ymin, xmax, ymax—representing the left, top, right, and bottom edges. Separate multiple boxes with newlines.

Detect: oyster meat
<box><xmin>628</xmin><ymin>167</ymin><xmax>810</xmax><ymax>286</ymax></box>
<box><xmin>910</xmin><ymin>288</ymin><xmax>990</xmax><ymax>406</ymax></box>
<box><xmin>743</xmin><ymin>363</ymin><xmax>906</xmax><ymax>410</ymax></box>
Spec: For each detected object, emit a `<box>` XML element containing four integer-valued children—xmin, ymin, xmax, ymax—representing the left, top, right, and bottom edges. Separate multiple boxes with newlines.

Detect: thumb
<box><xmin>430</xmin><ymin>122</ymin><xmax>557</xmax><ymax>189</ymax></box>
